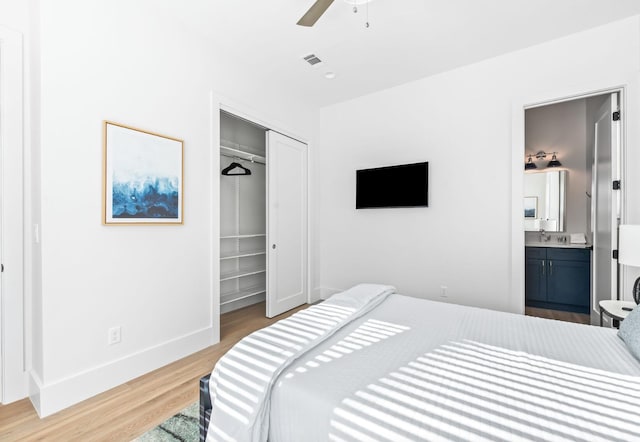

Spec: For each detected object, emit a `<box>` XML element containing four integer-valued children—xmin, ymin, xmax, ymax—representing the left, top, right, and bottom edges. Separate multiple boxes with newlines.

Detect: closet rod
<box><xmin>220</xmin><ymin>152</ymin><xmax>266</xmax><ymax>165</ymax></box>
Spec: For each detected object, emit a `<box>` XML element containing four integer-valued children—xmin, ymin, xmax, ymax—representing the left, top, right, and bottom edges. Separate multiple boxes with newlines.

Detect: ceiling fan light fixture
<box><xmin>344</xmin><ymin>0</ymin><xmax>372</xmax><ymax>15</ymax></box>
<box><xmin>297</xmin><ymin>0</ymin><xmax>374</xmax><ymax>27</ymax></box>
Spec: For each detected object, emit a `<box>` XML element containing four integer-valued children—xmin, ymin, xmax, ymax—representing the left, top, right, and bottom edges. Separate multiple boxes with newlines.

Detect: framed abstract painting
<box><xmin>103</xmin><ymin>121</ymin><xmax>184</xmax><ymax>225</ymax></box>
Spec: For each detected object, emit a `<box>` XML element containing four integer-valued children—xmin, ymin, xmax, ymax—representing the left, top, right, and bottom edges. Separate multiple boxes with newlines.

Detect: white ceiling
<box><xmin>163</xmin><ymin>0</ymin><xmax>640</xmax><ymax>107</ymax></box>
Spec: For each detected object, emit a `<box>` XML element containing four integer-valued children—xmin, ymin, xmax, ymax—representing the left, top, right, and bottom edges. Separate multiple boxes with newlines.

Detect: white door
<box><xmin>266</xmin><ymin>131</ymin><xmax>308</xmax><ymax>318</ymax></box>
<box><xmin>592</xmin><ymin>93</ymin><xmax>620</xmax><ymax>325</ymax></box>
<box><xmin>0</xmin><ymin>26</ymin><xmax>27</xmax><ymax>404</ymax></box>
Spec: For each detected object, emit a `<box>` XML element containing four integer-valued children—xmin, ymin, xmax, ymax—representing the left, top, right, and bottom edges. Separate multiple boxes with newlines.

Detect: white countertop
<box><xmin>525</xmin><ymin>241</ymin><xmax>592</xmax><ymax>249</ymax></box>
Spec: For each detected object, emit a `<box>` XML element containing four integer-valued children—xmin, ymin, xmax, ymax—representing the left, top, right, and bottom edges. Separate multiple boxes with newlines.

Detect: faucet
<box><xmin>539</xmin><ymin>228</ymin><xmax>548</xmax><ymax>242</ymax></box>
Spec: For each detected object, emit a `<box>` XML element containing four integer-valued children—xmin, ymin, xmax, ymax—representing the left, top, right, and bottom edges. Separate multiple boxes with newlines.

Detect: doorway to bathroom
<box><xmin>522</xmin><ymin>90</ymin><xmax>621</xmax><ymax>326</ymax></box>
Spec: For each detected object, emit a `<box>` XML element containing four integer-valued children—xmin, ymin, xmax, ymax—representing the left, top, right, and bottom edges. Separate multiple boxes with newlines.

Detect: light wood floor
<box><xmin>0</xmin><ymin>302</ymin><xmax>306</xmax><ymax>442</ymax></box>
<box><xmin>525</xmin><ymin>306</ymin><xmax>591</xmax><ymax>325</ymax></box>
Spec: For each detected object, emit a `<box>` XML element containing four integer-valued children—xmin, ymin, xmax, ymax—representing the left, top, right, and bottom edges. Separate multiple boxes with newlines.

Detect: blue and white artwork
<box><xmin>104</xmin><ymin>122</ymin><xmax>183</xmax><ymax>224</ymax></box>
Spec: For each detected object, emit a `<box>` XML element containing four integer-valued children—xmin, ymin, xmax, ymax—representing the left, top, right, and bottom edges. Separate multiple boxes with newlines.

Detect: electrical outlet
<box><xmin>108</xmin><ymin>326</ymin><xmax>121</xmax><ymax>345</ymax></box>
<box><xmin>440</xmin><ymin>286</ymin><xmax>448</xmax><ymax>297</ymax></box>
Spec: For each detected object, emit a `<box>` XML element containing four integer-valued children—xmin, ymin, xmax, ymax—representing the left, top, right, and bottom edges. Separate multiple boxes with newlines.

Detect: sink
<box><xmin>526</xmin><ymin>240</ymin><xmax>590</xmax><ymax>249</ymax></box>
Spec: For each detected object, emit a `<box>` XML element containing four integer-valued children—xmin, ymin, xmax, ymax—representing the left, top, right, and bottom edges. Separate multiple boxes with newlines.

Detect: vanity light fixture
<box><xmin>524</xmin><ymin>155</ymin><xmax>537</xmax><ymax>170</ymax></box>
<box><xmin>547</xmin><ymin>152</ymin><xmax>562</xmax><ymax>168</ymax></box>
<box><xmin>535</xmin><ymin>151</ymin><xmax>548</xmax><ymax>160</ymax></box>
<box><xmin>528</xmin><ymin>150</ymin><xmax>562</xmax><ymax>169</ymax></box>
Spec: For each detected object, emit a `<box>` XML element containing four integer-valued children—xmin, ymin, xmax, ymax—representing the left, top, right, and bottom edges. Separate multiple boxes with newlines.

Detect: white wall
<box><xmin>317</xmin><ymin>16</ymin><xmax>640</xmax><ymax>311</ymax></box>
<box><xmin>25</xmin><ymin>0</ymin><xmax>315</xmax><ymax>416</ymax></box>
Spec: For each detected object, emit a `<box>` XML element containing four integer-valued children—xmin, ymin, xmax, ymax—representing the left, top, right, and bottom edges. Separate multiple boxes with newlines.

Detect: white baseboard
<box><xmin>30</xmin><ymin>326</ymin><xmax>215</xmax><ymax>417</ymax></box>
<box><xmin>28</xmin><ymin>371</ymin><xmax>42</xmax><ymax>413</ymax></box>
<box><xmin>310</xmin><ymin>287</ymin><xmax>323</xmax><ymax>303</ymax></box>
<box><xmin>318</xmin><ymin>286</ymin><xmax>344</xmax><ymax>300</ymax></box>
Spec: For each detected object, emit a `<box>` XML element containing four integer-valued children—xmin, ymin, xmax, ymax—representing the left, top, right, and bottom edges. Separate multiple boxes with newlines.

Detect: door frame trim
<box><xmin>0</xmin><ymin>25</ymin><xmax>27</xmax><ymax>403</ymax></box>
<box><xmin>591</xmin><ymin>94</ymin><xmax>621</xmax><ymax>321</ymax></box>
<box><xmin>209</xmin><ymin>92</ymin><xmax>311</xmax><ymax>338</ymax></box>
<box><xmin>510</xmin><ymin>79</ymin><xmax>636</xmax><ymax>316</ymax></box>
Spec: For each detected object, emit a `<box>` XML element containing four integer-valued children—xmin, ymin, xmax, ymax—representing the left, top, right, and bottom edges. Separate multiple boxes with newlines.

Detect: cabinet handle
<box><xmin>541</xmin><ymin>260</ymin><xmax>545</xmax><ymax>276</ymax></box>
<box><xmin>549</xmin><ymin>260</ymin><xmax>553</xmax><ymax>276</ymax></box>
<box><xmin>272</xmin><ymin>244</ymin><xmax>276</xmax><ymax>250</ymax></box>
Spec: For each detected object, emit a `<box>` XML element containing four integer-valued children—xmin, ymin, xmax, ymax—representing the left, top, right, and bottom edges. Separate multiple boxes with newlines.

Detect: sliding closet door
<box><xmin>266</xmin><ymin>131</ymin><xmax>308</xmax><ymax>318</ymax></box>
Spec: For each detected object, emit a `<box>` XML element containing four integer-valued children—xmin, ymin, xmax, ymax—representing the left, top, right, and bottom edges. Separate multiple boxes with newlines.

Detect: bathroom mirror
<box><xmin>523</xmin><ymin>170</ymin><xmax>566</xmax><ymax>232</ymax></box>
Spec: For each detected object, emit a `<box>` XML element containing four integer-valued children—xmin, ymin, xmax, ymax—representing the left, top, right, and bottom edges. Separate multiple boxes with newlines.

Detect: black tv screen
<box><xmin>356</xmin><ymin>162</ymin><xmax>428</xmax><ymax>209</ymax></box>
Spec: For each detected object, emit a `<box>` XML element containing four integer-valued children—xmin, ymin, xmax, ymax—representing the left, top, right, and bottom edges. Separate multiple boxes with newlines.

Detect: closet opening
<box><xmin>219</xmin><ymin>110</ymin><xmax>309</xmax><ymax>320</ymax></box>
<box><xmin>220</xmin><ymin>111</ymin><xmax>268</xmax><ymax>314</ymax></box>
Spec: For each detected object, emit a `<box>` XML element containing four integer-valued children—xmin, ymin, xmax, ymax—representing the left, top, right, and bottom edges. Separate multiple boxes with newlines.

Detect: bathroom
<box><xmin>523</xmin><ymin>91</ymin><xmax>620</xmax><ymax>325</ymax></box>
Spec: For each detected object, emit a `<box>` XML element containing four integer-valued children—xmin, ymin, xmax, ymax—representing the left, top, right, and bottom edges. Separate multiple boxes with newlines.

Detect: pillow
<box><xmin>618</xmin><ymin>304</ymin><xmax>640</xmax><ymax>361</ymax></box>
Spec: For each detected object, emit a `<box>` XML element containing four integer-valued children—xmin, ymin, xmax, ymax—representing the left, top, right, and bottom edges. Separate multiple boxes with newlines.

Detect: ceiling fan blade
<box><xmin>297</xmin><ymin>0</ymin><xmax>335</xmax><ymax>27</ymax></box>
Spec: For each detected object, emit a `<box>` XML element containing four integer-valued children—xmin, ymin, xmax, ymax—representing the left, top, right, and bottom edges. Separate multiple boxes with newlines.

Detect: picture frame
<box><xmin>523</xmin><ymin>196</ymin><xmax>537</xmax><ymax>219</ymax></box>
<box><xmin>103</xmin><ymin>121</ymin><xmax>184</xmax><ymax>225</ymax></box>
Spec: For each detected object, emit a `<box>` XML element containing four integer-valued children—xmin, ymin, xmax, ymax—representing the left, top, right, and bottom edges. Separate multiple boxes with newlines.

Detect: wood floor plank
<box><xmin>525</xmin><ymin>306</ymin><xmax>590</xmax><ymax>324</ymax></box>
<box><xmin>0</xmin><ymin>302</ymin><xmax>306</xmax><ymax>442</ymax></box>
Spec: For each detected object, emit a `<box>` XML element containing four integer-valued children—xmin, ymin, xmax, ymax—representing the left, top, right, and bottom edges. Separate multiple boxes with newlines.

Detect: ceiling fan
<box><xmin>297</xmin><ymin>0</ymin><xmax>372</xmax><ymax>27</ymax></box>
<box><xmin>297</xmin><ymin>0</ymin><xmax>335</xmax><ymax>27</ymax></box>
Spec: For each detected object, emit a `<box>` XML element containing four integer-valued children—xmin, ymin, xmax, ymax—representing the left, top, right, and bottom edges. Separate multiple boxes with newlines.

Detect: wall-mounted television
<box><xmin>356</xmin><ymin>162</ymin><xmax>428</xmax><ymax>209</ymax></box>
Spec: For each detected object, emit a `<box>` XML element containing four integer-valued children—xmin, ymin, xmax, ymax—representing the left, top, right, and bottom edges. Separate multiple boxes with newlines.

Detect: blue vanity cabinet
<box><xmin>546</xmin><ymin>248</ymin><xmax>590</xmax><ymax>309</ymax></box>
<box><xmin>525</xmin><ymin>248</ymin><xmax>547</xmax><ymax>302</ymax></box>
<box><xmin>525</xmin><ymin>247</ymin><xmax>590</xmax><ymax>314</ymax></box>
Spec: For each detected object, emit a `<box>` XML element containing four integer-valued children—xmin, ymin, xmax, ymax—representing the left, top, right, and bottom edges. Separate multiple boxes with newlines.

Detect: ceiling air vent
<box><xmin>303</xmin><ymin>54</ymin><xmax>322</xmax><ymax>66</ymax></box>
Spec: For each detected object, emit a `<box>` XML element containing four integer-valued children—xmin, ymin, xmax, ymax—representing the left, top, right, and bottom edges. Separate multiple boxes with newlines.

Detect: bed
<box><xmin>200</xmin><ymin>284</ymin><xmax>640</xmax><ymax>441</ymax></box>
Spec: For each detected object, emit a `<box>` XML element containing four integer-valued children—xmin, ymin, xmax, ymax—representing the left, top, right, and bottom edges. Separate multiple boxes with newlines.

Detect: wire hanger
<box><xmin>222</xmin><ymin>161</ymin><xmax>252</xmax><ymax>176</ymax></box>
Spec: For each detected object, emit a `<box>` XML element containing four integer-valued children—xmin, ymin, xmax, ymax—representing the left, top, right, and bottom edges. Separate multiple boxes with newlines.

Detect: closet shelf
<box><xmin>220</xmin><ymin>249</ymin><xmax>266</xmax><ymax>260</ymax></box>
<box><xmin>221</xmin><ymin>284</ymin><xmax>266</xmax><ymax>306</ymax></box>
<box><xmin>220</xmin><ymin>267</ymin><xmax>266</xmax><ymax>281</ymax></box>
<box><xmin>220</xmin><ymin>143</ymin><xmax>266</xmax><ymax>165</ymax></box>
<box><xmin>220</xmin><ymin>234</ymin><xmax>266</xmax><ymax>239</ymax></box>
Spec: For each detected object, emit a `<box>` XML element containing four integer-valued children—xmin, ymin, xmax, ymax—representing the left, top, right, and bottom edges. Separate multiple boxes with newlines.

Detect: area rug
<box><xmin>134</xmin><ymin>402</ymin><xmax>199</xmax><ymax>442</ymax></box>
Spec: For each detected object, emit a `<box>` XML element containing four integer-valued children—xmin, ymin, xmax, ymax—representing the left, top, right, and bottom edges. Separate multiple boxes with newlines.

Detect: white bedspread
<box><xmin>206</xmin><ymin>283</ymin><xmax>395</xmax><ymax>442</ymax></box>
<box><xmin>209</xmin><ymin>289</ymin><xmax>640</xmax><ymax>441</ymax></box>
<box><xmin>268</xmin><ymin>295</ymin><xmax>640</xmax><ymax>442</ymax></box>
